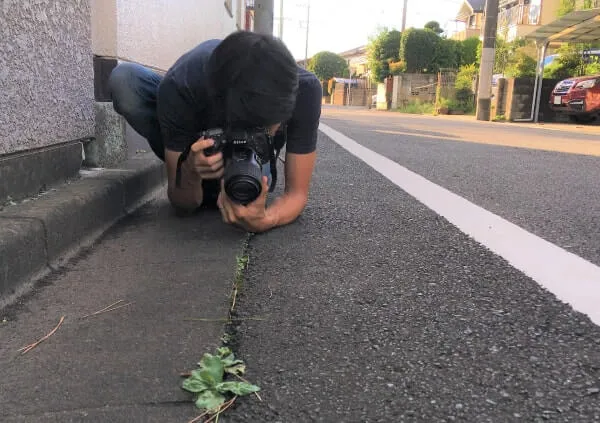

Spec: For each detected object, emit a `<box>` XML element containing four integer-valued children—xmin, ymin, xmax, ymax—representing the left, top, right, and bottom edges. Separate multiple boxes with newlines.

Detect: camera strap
<box><xmin>268</xmin><ymin>123</ymin><xmax>287</xmax><ymax>193</ymax></box>
<box><xmin>175</xmin><ymin>142</ymin><xmax>194</xmax><ymax>189</ymax></box>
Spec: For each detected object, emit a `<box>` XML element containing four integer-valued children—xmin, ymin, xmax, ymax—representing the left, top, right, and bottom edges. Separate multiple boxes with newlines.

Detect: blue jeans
<box><xmin>108</xmin><ymin>63</ymin><xmax>165</xmax><ymax>160</ymax></box>
<box><xmin>108</xmin><ymin>63</ymin><xmax>272</xmax><ymax>203</ymax></box>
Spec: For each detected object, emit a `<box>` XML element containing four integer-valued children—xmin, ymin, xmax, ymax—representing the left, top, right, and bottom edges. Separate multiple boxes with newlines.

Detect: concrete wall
<box><xmin>493</xmin><ymin>77</ymin><xmax>563</xmax><ymax>122</ymax></box>
<box><xmin>391</xmin><ymin>74</ymin><xmax>437</xmax><ymax>109</ymax></box>
<box><xmin>0</xmin><ymin>0</ymin><xmax>244</xmax><ymax>157</ymax></box>
<box><xmin>93</xmin><ymin>0</ymin><xmax>244</xmax><ymax>71</ymax></box>
<box><xmin>0</xmin><ymin>0</ymin><xmax>95</xmax><ymax>155</ymax></box>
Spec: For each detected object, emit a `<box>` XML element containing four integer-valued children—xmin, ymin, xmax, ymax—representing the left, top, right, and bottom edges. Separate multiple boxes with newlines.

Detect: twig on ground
<box><xmin>183</xmin><ymin>316</ymin><xmax>267</xmax><ymax>323</ymax></box>
<box><xmin>187</xmin><ymin>396</ymin><xmax>237</xmax><ymax>423</ymax></box>
<box><xmin>18</xmin><ymin>316</ymin><xmax>65</xmax><ymax>354</ymax></box>
<box><xmin>230</xmin><ymin>285</ymin><xmax>238</xmax><ymax>312</ymax></box>
<box><xmin>187</xmin><ymin>410</ymin><xmax>210</xmax><ymax>423</ymax></box>
<box><xmin>89</xmin><ymin>299</ymin><xmax>123</xmax><ymax>314</ymax></box>
<box><xmin>81</xmin><ymin>300</ymin><xmax>133</xmax><ymax>319</ymax></box>
<box><xmin>205</xmin><ymin>396</ymin><xmax>237</xmax><ymax>423</ymax></box>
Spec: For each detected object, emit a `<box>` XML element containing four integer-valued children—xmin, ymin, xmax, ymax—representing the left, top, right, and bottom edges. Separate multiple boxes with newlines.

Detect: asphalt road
<box><xmin>223</xmin><ymin>109</ymin><xmax>600</xmax><ymax>422</ymax></box>
<box><xmin>321</xmin><ymin>107</ymin><xmax>600</xmax><ymax>268</ymax></box>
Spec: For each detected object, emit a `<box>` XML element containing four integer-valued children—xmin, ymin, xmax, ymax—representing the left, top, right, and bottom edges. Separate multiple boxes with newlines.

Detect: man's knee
<box><xmin>108</xmin><ymin>63</ymin><xmax>143</xmax><ymax>116</ymax></box>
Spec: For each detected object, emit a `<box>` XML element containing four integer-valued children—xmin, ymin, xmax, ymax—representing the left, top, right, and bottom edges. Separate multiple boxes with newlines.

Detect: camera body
<box><xmin>202</xmin><ymin>128</ymin><xmax>274</xmax><ymax>205</ymax></box>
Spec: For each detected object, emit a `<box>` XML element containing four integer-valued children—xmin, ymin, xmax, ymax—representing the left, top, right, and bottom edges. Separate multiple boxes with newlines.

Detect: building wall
<box><xmin>0</xmin><ymin>0</ymin><xmax>95</xmax><ymax>155</ymax></box>
<box><xmin>453</xmin><ymin>27</ymin><xmax>482</xmax><ymax>41</ymax></box>
<box><xmin>541</xmin><ymin>0</ymin><xmax>560</xmax><ymax>25</ymax></box>
<box><xmin>93</xmin><ymin>0</ymin><xmax>244</xmax><ymax>71</ymax></box>
<box><xmin>502</xmin><ymin>0</ymin><xmax>560</xmax><ymax>41</ymax></box>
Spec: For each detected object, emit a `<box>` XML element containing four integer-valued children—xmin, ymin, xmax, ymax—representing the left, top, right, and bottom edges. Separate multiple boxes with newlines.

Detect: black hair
<box><xmin>206</xmin><ymin>31</ymin><xmax>299</xmax><ymax>129</ymax></box>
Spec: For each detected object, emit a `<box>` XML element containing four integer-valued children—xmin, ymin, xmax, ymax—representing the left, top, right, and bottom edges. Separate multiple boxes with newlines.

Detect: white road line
<box><xmin>319</xmin><ymin>123</ymin><xmax>600</xmax><ymax>326</ymax></box>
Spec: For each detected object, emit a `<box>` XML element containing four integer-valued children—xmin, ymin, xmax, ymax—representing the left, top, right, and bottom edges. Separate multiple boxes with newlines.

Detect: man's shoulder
<box><xmin>297</xmin><ymin>67</ymin><xmax>321</xmax><ymax>93</ymax></box>
<box><xmin>294</xmin><ymin>67</ymin><xmax>322</xmax><ymax>112</ymax></box>
<box><xmin>163</xmin><ymin>38</ymin><xmax>222</xmax><ymax>81</ymax></box>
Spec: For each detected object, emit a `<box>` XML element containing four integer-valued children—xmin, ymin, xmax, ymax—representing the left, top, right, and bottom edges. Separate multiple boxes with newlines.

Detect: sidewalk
<box><xmin>324</xmin><ymin>104</ymin><xmax>600</xmax><ymax>137</ymax></box>
<box><xmin>0</xmin><ymin>187</ymin><xmax>248</xmax><ymax>422</ymax></box>
<box><xmin>0</xmin><ymin>126</ymin><xmax>165</xmax><ymax>308</ymax></box>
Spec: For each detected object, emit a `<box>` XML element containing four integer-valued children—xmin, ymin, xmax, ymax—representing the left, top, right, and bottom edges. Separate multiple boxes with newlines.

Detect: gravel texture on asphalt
<box><xmin>322</xmin><ymin>116</ymin><xmax>600</xmax><ymax>268</ymax></box>
<box><xmin>222</xmin><ymin>133</ymin><xmax>600</xmax><ymax>423</ymax></box>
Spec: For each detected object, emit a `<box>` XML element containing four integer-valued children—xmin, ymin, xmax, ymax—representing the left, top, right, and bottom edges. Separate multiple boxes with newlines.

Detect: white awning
<box><xmin>525</xmin><ymin>8</ymin><xmax>600</xmax><ymax>43</ymax></box>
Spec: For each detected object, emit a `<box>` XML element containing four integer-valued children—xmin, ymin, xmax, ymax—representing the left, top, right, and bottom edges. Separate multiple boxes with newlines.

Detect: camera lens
<box><xmin>223</xmin><ymin>150</ymin><xmax>263</xmax><ymax>205</ymax></box>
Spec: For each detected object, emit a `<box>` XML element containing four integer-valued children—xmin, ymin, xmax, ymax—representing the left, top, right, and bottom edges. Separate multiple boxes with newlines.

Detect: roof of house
<box><xmin>337</xmin><ymin>45</ymin><xmax>367</xmax><ymax>58</ymax></box>
<box><xmin>466</xmin><ymin>0</ymin><xmax>486</xmax><ymax>13</ymax></box>
<box><xmin>456</xmin><ymin>0</ymin><xmax>485</xmax><ymax>20</ymax></box>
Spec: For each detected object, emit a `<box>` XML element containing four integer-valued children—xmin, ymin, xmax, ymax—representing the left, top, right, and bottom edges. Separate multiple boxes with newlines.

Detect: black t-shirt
<box><xmin>156</xmin><ymin>38</ymin><xmax>322</xmax><ymax>155</ymax></box>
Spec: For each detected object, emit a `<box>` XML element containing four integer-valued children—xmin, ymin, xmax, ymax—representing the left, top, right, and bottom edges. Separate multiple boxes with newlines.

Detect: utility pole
<box><xmin>304</xmin><ymin>2</ymin><xmax>310</xmax><ymax>68</ymax></box>
<box><xmin>401</xmin><ymin>0</ymin><xmax>408</xmax><ymax>32</ymax></box>
<box><xmin>254</xmin><ymin>0</ymin><xmax>274</xmax><ymax>35</ymax></box>
<box><xmin>476</xmin><ymin>0</ymin><xmax>499</xmax><ymax>121</ymax></box>
<box><xmin>279</xmin><ymin>0</ymin><xmax>284</xmax><ymax>38</ymax></box>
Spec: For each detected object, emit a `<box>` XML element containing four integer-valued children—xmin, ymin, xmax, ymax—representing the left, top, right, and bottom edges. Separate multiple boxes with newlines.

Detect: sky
<box><xmin>274</xmin><ymin>0</ymin><xmax>468</xmax><ymax>62</ymax></box>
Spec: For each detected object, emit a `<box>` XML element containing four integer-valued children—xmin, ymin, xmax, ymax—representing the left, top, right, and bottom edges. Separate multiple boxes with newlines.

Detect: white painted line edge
<box><xmin>319</xmin><ymin>122</ymin><xmax>600</xmax><ymax>327</ymax></box>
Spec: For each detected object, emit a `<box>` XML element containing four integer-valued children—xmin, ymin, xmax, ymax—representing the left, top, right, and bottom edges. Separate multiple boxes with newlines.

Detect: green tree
<box><xmin>366</xmin><ymin>27</ymin><xmax>402</xmax><ymax>82</ymax></box>
<box><xmin>558</xmin><ymin>0</ymin><xmax>576</xmax><ymax>16</ymax></box>
<box><xmin>455</xmin><ymin>63</ymin><xmax>478</xmax><ymax>109</ymax></box>
<box><xmin>400</xmin><ymin>28</ymin><xmax>440</xmax><ymax>73</ymax></box>
<box><xmin>433</xmin><ymin>38</ymin><xmax>461</xmax><ymax>71</ymax></box>
<box><xmin>543</xmin><ymin>43</ymin><xmax>587</xmax><ymax>79</ymax></box>
<box><xmin>476</xmin><ymin>37</ymin><xmax>529</xmax><ymax>74</ymax></box>
<box><xmin>424</xmin><ymin>21</ymin><xmax>444</xmax><ymax>34</ymax></box>
<box><xmin>505</xmin><ymin>51</ymin><xmax>537</xmax><ymax>77</ymax></box>
<box><xmin>307</xmin><ymin>51</ymin><xmax>348</xmax><ymax>82</ymax></box>
<box><xmin>460</xmin><ymin>37</ymin><xmax>480</xmax><ymax>66</ymax></box>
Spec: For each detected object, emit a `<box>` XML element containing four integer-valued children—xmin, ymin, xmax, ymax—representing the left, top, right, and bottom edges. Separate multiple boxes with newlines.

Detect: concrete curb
<box><xmin>0</xmin><ymin>155</ymin><xmax>166</xmax><ymax>308</ymax></box>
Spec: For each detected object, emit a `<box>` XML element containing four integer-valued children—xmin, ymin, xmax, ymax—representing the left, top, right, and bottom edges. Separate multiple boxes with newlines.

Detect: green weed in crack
<box><xmin>182</xmin><ymin>233</ymin><xmax>259</xmax><ymax>422</ymax></box>
<box><xmin>182</xmin><ymin>347</ymin><xmax>261</xmax><ymax>422</ymax></box>
<box><xmin>230</xmin><ymin>233</ymin><xmax>252</xmax><ymax>313</ymax></box>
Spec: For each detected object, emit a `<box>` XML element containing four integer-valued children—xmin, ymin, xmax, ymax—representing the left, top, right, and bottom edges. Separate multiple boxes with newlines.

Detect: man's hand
<box><xmin>217</xmin><ymin>176</ymin><xmax>274</xmax><ymax>233</ymax></box>
<box><xmin>183</xmin><ymin>137</ymin><xmax>224</xmax><ymax>180</ymax></box>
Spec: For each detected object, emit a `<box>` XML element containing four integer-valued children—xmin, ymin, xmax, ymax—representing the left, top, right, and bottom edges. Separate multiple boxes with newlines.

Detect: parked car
<box><xmin>549</xmin><ymin>74</ymin><xmax>600</xmax><ymax>123</ymax></box>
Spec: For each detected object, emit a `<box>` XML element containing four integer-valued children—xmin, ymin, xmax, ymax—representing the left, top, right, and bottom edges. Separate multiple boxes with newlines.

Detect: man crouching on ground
<box><xmin>108</xmin><ymin>31</ymin><xmax>322</xmax><ymax>233</ymax></box>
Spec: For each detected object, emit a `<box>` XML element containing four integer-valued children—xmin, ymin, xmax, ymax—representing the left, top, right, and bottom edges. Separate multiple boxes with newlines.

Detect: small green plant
<box><xmin>396</xmin><ymin>100</ymin><xmax>435</xmax><ymax>115</ymax></box>
<box><xmin>182</xmin><ymin>347</ymin><xmax>260</xmax><ymax>421</ymax></box>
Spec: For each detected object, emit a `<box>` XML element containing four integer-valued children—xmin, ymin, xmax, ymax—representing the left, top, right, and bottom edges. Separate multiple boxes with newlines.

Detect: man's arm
<box><xmin>263</xmin><ymin>150</ymin><xmax>316</xmax><ymax>229</ymax></box>
<box><xmin>165</xmin><ymin>148</ymin><xmax>204</xmax><ymax>210</ymax></box>
<box><xmin>164</xmin><ymin>138</ymin><xmax>226</xmax><ymax>210</ymax></box>
<box><xmin>216</xmin><ymin>149</ymin><xmax>316</xmax><ymax>233</ymax></box>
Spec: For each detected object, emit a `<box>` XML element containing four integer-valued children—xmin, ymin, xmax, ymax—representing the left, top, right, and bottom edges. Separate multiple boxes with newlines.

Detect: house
<box><xmin>497</xmin><ymin>0</ymin><xmax>560</xmax><ymax>42</ymax></box>
<box><xmin>337</xmin><ymin>45</ymin><xmax>369</xmax><ymax>78</ymax></box>
<box><xmin>452</xmin><ymin>0</ymin><xmax>485</xmax><ymax>41</ymax></box>
<box><xmin>451</xmin><ymin>0</ymin><xmax>564</xmax><ymax>42</ymax></box>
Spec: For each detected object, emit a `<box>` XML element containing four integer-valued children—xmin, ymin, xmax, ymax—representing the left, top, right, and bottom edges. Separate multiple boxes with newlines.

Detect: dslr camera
<box><xmin>176</xmin><ymin>127</ymin><xmax>281</xmax><ymax>205</ymax></box>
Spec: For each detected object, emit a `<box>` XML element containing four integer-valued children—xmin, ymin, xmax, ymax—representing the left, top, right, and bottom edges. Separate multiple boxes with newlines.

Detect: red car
<box><xmin>549</xmin><ymin>74</ymin><xmax>600</xmax><ymax>123</ymax></box>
